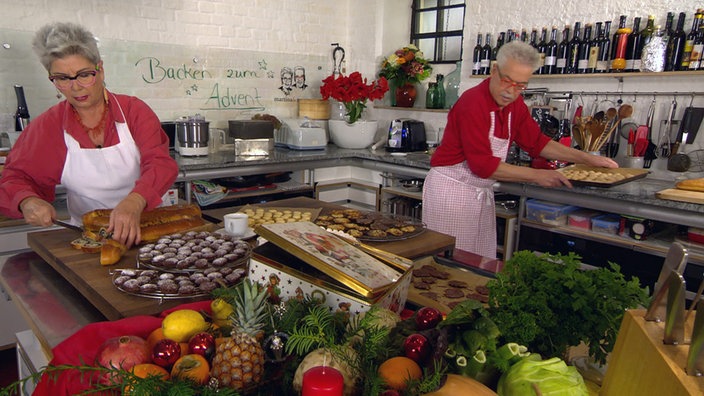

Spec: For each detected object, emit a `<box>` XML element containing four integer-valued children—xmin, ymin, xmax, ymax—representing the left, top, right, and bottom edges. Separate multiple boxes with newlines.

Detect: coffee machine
<box><xmin>386</xmin><ymin>119</ymin><xmax>427</xmax><ymax>152</ymax></box>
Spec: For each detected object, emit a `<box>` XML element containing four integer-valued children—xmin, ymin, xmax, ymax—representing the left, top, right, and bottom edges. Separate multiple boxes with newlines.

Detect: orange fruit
<box><xmin>131</xmin><ymin>363</ymin><xmax>170</xmax><ymax>380</ymax></box>
<box><xmin>378</xmin><ymin>356</ymin><xmax>422</xmax><ymax>390</ymax></box>
<box><xmin>171</xmin><ymin>354</ymin><xmax>210</xmax><ymax>385</ymax></box>
<box><xmin>146</xmin><ymin>327</ymin><xmax>167</xmax><ymax>352</ymax></box>
<box><xmin>180</xmin><ymin>342</ymin><xmax>190</xmax><ymax>357</ymax></box>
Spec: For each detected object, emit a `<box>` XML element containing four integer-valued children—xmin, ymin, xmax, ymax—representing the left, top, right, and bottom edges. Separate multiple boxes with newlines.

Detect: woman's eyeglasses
<box><xmin>495</xmin><ymin>66</ymin><xmax>528</xmax><ymax>91</ymax></box>
<box><xmin>49</xmin><ymin>70</ymin><xmax>98</xmax><ymax>89</ymax></box>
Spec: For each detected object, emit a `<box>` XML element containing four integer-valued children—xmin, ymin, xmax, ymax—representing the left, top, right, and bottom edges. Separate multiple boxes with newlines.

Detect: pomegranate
<box><xmin>95</xmin><ymin>335</ymin><xmax>150</xmax><ymax>383</ymax></box>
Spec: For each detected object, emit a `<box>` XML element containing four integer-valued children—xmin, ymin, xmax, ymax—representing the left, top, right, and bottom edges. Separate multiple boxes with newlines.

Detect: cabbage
<box><xmin>497</xmin><ymin>357</ymin><xmax>588</xmax><ymax>396</ymax></box>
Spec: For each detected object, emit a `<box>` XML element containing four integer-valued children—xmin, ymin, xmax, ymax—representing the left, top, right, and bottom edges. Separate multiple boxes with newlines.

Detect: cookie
<box><xmin>444</xmin><ymin>288</ymin><xmax>465</xmax><ymax>299</ymax></box>
<box><xmin>448</xmin><ymin>280</ymin><xmax>468</xmax><ymax>288</ymax></box>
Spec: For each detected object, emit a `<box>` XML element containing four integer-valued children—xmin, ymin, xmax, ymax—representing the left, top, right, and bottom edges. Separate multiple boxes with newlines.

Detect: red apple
<box><xmin>403</xmin><ymin>333</ymin><xmax>430</xmax><ymax>363</ymax></box>
<box><xmin>188</xmin><ymin>332</ymin><xmax>215</xmax><ymax>361</ymax></box>
<box><xmin>415</xmin><ymin>306</ymin><xmax>442</xmax><ymax>330</ymax></box>
<box><xmin>95</xmin><ymin>335</ymin><xmax>149</xmax><ymax>384</ymax></box>
<box><xmin>151</xmin><ymin>338</ymin><xmax>181</xmax><ymax>368</ymax></box>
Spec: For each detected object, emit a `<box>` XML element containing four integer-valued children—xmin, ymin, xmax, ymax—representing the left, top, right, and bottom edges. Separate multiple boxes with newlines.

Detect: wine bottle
<box><xmin>689</xmin><ymin>12</ymin><xmax>704</xmax><ymax>70</ymax></box>
<box><xmin>665</xmin><ymin>12</ymin><xmax>675</xmax><ymax>37</ymax></box>
<box><xmin>491</xmin><ymin>32</ymin><xmax>505</xmax><ymax>70</ymax></box>
<box><xmin>680</xmin><ymin>10</ymin><xmax>701</xmax><ymax>70</ymax></box>
<box><xmin>14</xmin><ymin>85</ymin><xmax>30</xmax><ymax>132</ymax></box>
<box><xmin>506</xmin><ymin>29</ymin><xmax>515</xmax><ymax>43</ymax></box>
<box><xmin>625</xmin><ymin>17</ymin><xmax>642</xmax><ymax>72</ymax></box>
<box><xmin>520</xmin><ymin>28</ymin><xmax>528</xmax><ymax>43</ymax></box>
<box><xmin>480</xmin><ymin>33</ymin><xmax>492</xmax><ymax>75</ymax></box>
<box><xmin>611</xmin><ymin>15</ymin><xmax>631</xmax><ymax>71</ymax></box>
<box><xmin>567</xmin><ymin>22</ymin><xmax>582</xmax><ymax>74</ymax></box>
<box><xmin>544</xmin><ymin>26</ymin><xmax>558</xmax><ymax>75</ymax></box>
<box><xmin>529</xmin><ymin>28</ymin><xmax>538</xmax><ymax>48</ymax></box>
<box><xmin>666</xmin><ymin>12</ymin><xmax>687</xmax><ymax>71</ymax></box>
<box><xmin>588</xmin><ymin>22</ymin><xmax>602</xmax><ymax>73</ymax></box>
<box><xmin>536</xmin><ymin>27</ymin><xmax>548</xmax><ymax>74</ymax></box>
<box><xmin>640</xmin><ymin>15</ymin><xmax>656</xmax><ymax>53</ymax></box>
<box><xmin>596</xmin><ymin>21</ymin><xmax>612</xmax><ymax>73</ymax></box>
<box><xmin>472</xmin><ymin>33</ymin><xmax>483</xmax><ymax>75</ymax></box>
<box><xmin>577</xmin><ymin>23</ymin><xmax>593</xmax><ymax>73</ymax></box>
<box><xmin>556</xmin><ymin>25</ymin><xmax>570</xmax><ymax>74</ymax></box>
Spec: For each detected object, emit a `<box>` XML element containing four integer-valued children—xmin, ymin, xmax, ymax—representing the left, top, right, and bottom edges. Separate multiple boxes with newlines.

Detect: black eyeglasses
<box><xmin>49</xmin><ymin>70</ymin><xmax>99</xmax><ymax>89</ymax></box>
<box><xmin>495</xmin><ymin>65</ymin><xmax>529</xmax><ymax>91</ymax></box>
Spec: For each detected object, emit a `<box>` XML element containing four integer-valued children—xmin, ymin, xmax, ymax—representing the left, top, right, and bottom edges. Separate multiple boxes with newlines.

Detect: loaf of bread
<box><xmin>82</xmin><ymin>203</ymin><xmax>207</xmax><ymax>243</ymax></box>
<box><xmin>675</xmin><ymin>178</ymin><xmax>704</xmax><ymax>192</ymax></box>
<box><xmin>100</xmin><ymin>239</ymin><xmax>127</xmax><ymax>266</ymax></box>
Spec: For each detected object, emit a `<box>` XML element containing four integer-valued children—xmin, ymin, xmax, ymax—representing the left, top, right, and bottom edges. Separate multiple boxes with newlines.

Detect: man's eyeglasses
<box><xmin>49</xmin><ymin>70</ymin><xmax>99</xmax><ymax>89</ymax></box>
<box><xmin>495</xmin><ymin>66</ymin><xmax>528</xmax><ymax>91</ymax></box>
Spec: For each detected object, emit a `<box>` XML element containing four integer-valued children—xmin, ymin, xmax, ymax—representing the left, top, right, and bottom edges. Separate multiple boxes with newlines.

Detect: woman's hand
<box><xmin>19</xmin><ymin>197</ymin><xmax>56</xmax><ymax>227</ymax></box>
<box><xmin>109</xmin><ymin>193</ymin><xmax>146</xmax><ymax>248</ymax></box>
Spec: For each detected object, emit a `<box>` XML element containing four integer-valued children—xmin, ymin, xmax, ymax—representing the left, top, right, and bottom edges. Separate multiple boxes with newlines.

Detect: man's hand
<box><xmin>19</xmin><ymin>197</ymin><xmax>56</xmax><ymax>227</ymax></box>
<box><xmin>533</xmin><ymin>169</ymin><xmax>573</xmax><ymax>188</ymax></box>
<box><xmin>108</xmin><ymin>193</ymin><xmax>146</xmax><ymax>248</ymax></box>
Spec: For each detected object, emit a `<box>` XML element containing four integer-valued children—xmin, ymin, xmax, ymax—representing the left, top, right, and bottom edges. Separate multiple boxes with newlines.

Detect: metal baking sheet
<box><xmin>558</xmin><ymin>164</ymin><xmax>649</xmax><ymax>187</ymax></box>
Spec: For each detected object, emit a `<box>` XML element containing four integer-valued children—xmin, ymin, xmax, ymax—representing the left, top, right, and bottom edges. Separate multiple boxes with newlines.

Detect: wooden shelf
<box><xmin>375</xmin><ymin>105</ymin><xmax>449</xmax><ymax>113</ymax></box>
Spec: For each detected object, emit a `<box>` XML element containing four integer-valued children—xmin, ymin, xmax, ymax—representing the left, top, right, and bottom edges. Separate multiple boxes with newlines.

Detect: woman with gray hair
<box><xmin>0</xmin><ymin>22</ymin><xmax>177</xmax><ymax>248</ymax></box>
<box><xmin>422</xmin><ymin>41</ymin><xmax>617</xmax><ymax>258</ymax></box>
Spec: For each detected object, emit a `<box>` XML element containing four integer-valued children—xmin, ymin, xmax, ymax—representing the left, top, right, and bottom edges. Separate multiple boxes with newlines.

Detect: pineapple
<box><xmin>211</xmin><ymin>279</ymin><xmax>269</xmax><ymax>390</ymax></box>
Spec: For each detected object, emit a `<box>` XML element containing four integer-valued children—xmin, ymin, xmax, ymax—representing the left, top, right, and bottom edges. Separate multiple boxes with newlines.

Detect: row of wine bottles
<box><xmin>471</xmin><ymin>9</ymin><xmax>704</xmax><ymax>75</ymax></box>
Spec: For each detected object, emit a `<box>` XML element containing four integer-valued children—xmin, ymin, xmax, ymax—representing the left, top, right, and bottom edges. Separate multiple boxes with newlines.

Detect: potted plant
<box><xmin>379</xmin><ymin>44</ymin><xmax>433</xmax><ymax>107</ymax></box>
<box><xmin>319</xmin><ymin>71</ymin><xmax>389</xmax><ymax>149</ymax></box>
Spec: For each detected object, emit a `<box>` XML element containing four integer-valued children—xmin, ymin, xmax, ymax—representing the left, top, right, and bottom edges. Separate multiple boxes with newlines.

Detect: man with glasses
<box><xmin>0</xmin><ymin>22</ymin><xmax>177</xmax><ymax>248</ymax></box>
<box><xmin>423</xmin><ymin>41</ymin><xmax>617</xmax><ymax>259</ymax></box>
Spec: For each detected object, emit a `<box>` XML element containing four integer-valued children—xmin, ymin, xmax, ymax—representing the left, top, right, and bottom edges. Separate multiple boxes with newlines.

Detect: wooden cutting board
<box><xmin>27</xmin><ymin>229</ymin><xmax>210</xmax><ymax>321</ymax></box>
<box><xmin>656</xmin><ymin>188</ymin><xmax>704</xmax><ymax>204</ymax></box>
<box><xmin>406</xmin><ymin>256</ymin><xmax>492</xmax><ymax>314</ymax></box>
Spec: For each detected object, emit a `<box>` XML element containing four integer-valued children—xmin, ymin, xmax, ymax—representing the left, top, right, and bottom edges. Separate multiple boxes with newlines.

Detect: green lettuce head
<box><xmin>497</xmin><ymin>357</ymin><xmax>588</xmax><ymax>396</ymax></box>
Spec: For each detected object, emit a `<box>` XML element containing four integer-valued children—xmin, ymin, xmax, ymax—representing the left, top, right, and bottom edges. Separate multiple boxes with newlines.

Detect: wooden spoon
<box><xmin>618</xmin><ymin>104</ymin><xmax>634</xmax><ymax>120</ymax></box>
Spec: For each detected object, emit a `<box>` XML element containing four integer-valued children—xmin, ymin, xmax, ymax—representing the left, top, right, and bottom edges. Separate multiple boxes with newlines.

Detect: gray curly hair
<box><xmin>496</xmin><ymin>41</ymin><xmax>541</xmax><ymax>71</ymax></box>
<box><xmin>32</xmin><ymin>22</ymin><xmax>101</xmax><ymax>72</ymax></box>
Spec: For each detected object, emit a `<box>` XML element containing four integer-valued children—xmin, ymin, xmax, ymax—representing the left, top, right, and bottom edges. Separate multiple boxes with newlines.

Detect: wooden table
<box><xmin>202</xmin><ymin>196</ymin><xmax>456</xmax><ymax>259</ymax></box>
<box><xmin>25</xmin><ymin>197</ymin><xmax>454</xmax><ymax>322</ymax></box>
<box><xmin>27</xmin><ymin>230</ymin><xmax>192</xmax><ymax>321</ymax></box>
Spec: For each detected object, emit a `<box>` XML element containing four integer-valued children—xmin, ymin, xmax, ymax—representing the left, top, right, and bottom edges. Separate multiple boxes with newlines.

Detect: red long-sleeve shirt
<box><xmin>0</xmin><ymin>92</ymin><xmax>178</xmax><ymax>218</ymax></box>
<box><xmin>430</xmin><ymin>78</ymin><xmax>550</xmax><ymax>178</ymax></box>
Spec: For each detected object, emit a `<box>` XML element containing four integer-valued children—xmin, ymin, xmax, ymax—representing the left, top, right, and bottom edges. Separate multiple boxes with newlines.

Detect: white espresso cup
<box><xmin>224</xmin><ymin>213</ymin><xmax>249</xmax><ymax>236</ymax></box>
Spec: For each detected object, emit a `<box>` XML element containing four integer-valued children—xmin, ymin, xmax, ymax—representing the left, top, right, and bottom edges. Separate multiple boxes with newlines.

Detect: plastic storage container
<box><xmin>525</xmin><ymin>199</ymin><xmax>579</xmax><ymax>226</ymax></box>
<box><xmin>591</xmin><ymin>214</ymin><xmax>621</xmax><ymax>235</ymax></box>
<box><xmin>568</xmin><ymin>209</ymin><xmax>603</xmax><ymax>230</ymax></box>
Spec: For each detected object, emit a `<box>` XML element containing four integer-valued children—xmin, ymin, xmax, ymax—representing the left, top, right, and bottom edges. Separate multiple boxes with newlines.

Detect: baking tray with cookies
<box><xmin>407</xmin><ymin>256</ymin><xmax>494</xmax><ymax>313</ymax></box>
<box><xmin>558</xmin><ymin>164</ymin><xmax>649</xmax><ymax>187</ymax></box>
<box><xmin>314</xmin><ymin>208</ymin><xmax>425</xmax><ymax>242</ymax></box>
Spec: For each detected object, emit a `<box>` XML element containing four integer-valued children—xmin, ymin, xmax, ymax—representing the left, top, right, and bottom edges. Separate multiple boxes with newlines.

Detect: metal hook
<box><xmin>690</xmin><ymin>94</ymin><xmax>695</xmax><ymax>107</ymax></box>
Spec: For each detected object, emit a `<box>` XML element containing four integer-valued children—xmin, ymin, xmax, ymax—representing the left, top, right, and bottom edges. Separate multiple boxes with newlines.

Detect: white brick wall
<box><xmin>1</xmin><ymin>0</ymin><xmax>702</xmax><ymax>143</ymax></box>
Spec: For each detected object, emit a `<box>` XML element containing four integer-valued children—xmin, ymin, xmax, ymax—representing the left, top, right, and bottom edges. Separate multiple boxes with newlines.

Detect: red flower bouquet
<box><xmin>320</xmin><ymin>72</ymin><xmax>389</xmax><ymax>124</ymax></box>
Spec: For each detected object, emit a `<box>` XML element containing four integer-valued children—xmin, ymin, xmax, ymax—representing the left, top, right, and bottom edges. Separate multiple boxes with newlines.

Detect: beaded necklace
<box><xmin>74</xmin><ymin>102</ymin><xmax>108</xmax><ymax>148</ymax></box>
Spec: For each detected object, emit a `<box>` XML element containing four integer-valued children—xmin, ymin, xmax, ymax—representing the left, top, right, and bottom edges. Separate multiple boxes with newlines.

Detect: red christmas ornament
<box><xmin>403</xmin><ymin>333</ymin><xmax>430</xmax><ymax>363</ymax></box>
<box><xmin>151</xmin><ymin>339</ymin><xmax>181</xmax><ymax>368</ymax></box>
<box><xmin>415</xmin><ymin>306</ymin><xmax>443</xmax><ymax>330</ymax></box>
<box><xmin>188</xmin><ymin>332</ymin><xmax>215</xmax><ymax>361</ymax></box>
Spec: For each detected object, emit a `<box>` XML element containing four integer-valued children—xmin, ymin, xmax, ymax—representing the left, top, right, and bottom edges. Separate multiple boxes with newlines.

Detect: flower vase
<box><xmin>394</xmin><ymin>83</ymin><xmax>417</xmax><ymax>108</ymax></box>
<box><xmin>328</xmin><ymin>120</ymin><xmax>378</xmax><ymax>149</ymax></box>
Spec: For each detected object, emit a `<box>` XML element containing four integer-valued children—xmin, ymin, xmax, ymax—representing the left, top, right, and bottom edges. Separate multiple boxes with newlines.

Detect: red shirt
<box><xmin>430</xmin><ymin>78</ymin><xmax>550</xmax><ymax>178</ymax></box>
<box><xmin>0</xmin><ymin>92</ymin><xmax>178</xmax><ymax>218</ymax></box>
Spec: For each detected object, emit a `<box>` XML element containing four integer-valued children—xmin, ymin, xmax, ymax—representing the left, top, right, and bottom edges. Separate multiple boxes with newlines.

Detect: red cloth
<box><xmin>33</xmin><ymin>301</ymin><xmax>212</xmax><ymax>396</ymax></box>
<box><xmin>0</xmin><ymin>91</ymin><xmax>178</xmax><ymax>219</ymax></box>
<box><xmin>430</xmin><ymin>78</ymin><xmax>550</xmax><ymax>178</ymax></box>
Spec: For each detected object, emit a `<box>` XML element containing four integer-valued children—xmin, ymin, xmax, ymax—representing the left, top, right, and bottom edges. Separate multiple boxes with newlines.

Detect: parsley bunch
<box><xmin>486</xmin><ymin>251</ymin><xmax>649</xmax><ymax>365</ymax></box>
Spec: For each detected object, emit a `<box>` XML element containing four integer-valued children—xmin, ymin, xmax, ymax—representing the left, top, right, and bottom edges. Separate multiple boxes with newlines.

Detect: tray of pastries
<box><xmin>112</xmin><ymin>266</ymin><xmax>246</xmax><ymax>300</ymax></box>
<box><xmin>136</xmin><ymin>231</ymin><xmax>251</xmax><ymax>273</ymax></box>
<box><xmin>237</xmin><ymin>205</ymin><xmax>321</xmax><ymax>227</ymax></box>
<box><xmin>558</xmin><ymin>164</ymin><xmax>649</xmax><ymax>187</ymax></box>
<box><xmin>314</xmin><ymin>209</ymin><xmax>425</xmax><ymax>242</ymax></box>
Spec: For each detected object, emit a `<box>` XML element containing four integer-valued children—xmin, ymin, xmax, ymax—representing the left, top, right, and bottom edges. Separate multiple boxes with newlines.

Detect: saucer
<box><xmin>215</xmin><ymin>227</ymin><xmax>257</xmax><ymax>240</ymax></box>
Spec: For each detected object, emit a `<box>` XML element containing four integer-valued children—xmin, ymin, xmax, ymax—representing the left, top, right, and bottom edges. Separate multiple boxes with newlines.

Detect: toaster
<box><xmin>386</xmin><ymin>119</ymin><xmax>427</xmax><ymax>152</ymax></box>
<box><xmin>279</xmin><ymin>119</ymin><xmax>328</xmax><ymax>150</ymax></box>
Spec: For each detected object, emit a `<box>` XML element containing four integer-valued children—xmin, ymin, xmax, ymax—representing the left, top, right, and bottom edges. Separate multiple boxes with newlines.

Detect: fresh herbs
<box><xmin>486</xmin><ymin>251</ymin><xmax>649</xmax><ymax>365</ymax></box>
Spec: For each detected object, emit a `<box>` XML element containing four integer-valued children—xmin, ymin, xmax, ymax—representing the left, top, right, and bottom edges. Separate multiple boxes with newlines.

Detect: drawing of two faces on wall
<box><xmin>279</xmin><ymin>66</ymin><xmax>307</xmax><ymax>96</ymax></box>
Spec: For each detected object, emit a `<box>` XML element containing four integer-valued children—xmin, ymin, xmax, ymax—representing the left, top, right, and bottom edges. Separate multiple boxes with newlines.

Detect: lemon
<box><xmin>162</xmin><ymin>309</ymin><xmax>208</xmax><ymax>343</ymax></box>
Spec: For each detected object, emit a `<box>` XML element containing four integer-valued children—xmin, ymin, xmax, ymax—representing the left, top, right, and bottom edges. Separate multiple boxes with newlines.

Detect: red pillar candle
<box><xmin>302</xmin><ymin>365</ymin><xmax>344</xmax><ymax>396</ymax></box>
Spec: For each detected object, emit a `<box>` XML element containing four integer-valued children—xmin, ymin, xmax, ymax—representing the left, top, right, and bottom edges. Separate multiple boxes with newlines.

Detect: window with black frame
<box><xmin>411</xmin><ymin>0</ymin><xmax>466</xmax><ymax>63</ymax></box>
